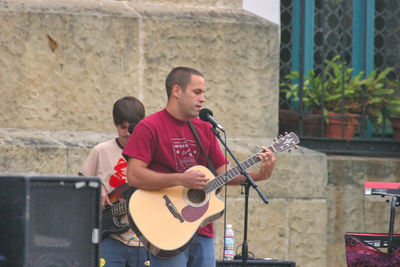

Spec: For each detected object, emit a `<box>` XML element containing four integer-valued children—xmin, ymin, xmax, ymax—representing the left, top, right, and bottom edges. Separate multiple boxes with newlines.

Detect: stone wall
<box><xmin>0</xmin><ymin>0</ymin><xmax>369</xmax><ymax>266</ymax></box>
<box><xmin>0</xmin><ymin>0</ymin><xmax>279</xmax><ymax>138</ymax></box>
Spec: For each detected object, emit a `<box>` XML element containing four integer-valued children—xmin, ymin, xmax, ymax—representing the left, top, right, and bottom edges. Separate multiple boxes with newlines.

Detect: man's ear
<box><xmin>171</xmin><ymin>84</ymin><xmax>182</xmax><ymax>98</ymax></box>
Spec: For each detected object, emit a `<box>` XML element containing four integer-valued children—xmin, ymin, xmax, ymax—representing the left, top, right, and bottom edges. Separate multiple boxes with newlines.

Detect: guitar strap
<box><xmin>188</xmin><ymin>120</ymin><xmax>217</xmax><ymax>176</ymax></box>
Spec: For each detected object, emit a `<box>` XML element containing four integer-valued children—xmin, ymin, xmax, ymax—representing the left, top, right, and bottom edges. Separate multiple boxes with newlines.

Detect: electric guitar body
<box><xmin>102</xmin><ymin>183</ymin><xmax>132</xmax><ymax>239</ymax></box>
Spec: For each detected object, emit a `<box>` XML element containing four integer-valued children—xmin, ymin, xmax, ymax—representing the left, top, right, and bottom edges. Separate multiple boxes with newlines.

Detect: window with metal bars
<box><xmin>279</xmin><ymin>0</ymin><xmax>400</xmax><ymax>157</ymax></box>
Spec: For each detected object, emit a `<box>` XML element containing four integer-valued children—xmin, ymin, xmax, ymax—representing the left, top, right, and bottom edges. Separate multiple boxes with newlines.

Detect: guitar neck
<box><xmin>111</xmin><ymin>201</ymin><xmax>128</xmax><ymax>216</ymax></box>
<box><xmin>203</xmin><ymin>149</ymin><xmax>267</xmax><ymax>193</ymax></box>
<box><xmin>202</xmin><ymin>131</ymin><xmax>299</xmax><ymax>194</ymax></box>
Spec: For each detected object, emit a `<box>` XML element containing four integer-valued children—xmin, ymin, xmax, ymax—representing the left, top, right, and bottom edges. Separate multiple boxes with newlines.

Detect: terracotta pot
<box><xmin>279</xmin><ymin>109</ymin><xmax>321</xmax><ymax>137</ymax></box>
<box><xmin>324</xmin><ymin>111</ymin><xmax>359</xmax><ymax>140</ymax></box>
<box><xmin>389</xmin><ymin>117</ymin><xmax>400</xmax><ymax>141</ymax></box>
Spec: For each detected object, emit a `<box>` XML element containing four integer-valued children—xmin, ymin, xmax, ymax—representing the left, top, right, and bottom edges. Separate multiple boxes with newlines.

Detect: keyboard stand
<box><xmin>388</xmin><ymin>196</ymin><xmax>400</xmax><ymax>255</ymax></box>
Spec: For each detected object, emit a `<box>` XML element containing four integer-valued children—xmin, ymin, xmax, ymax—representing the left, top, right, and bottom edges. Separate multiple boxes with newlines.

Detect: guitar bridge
<box><xmin>163</xmin><ymin>195</ymin><xmax>184</xmax><ymax>223</ymax></box>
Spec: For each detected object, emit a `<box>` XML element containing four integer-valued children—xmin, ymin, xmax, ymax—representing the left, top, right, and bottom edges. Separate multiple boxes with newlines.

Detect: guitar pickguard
<box><xmin>181</xmin><ymin>202</ymin><xmax>209</xmax><ymax>222</ymax></box>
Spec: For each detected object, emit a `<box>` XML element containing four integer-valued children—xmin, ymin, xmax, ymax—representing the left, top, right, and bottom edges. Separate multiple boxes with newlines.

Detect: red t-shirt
<box><xmin>123</xmin><ymin>109</ymin><xmax>227</xmax><ymax>237</ymax></box>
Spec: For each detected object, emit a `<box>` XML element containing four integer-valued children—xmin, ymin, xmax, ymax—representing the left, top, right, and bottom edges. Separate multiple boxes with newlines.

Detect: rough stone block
<box><xmin>46</xmin><ymin>130</ymin><xmax>116</xmax><ymax>175</ymax></box>
<box><xmin>214</xmin><ymin>199</ymin><xmax>288</xmax><ymax>261</ymax></box>
<box><xmin>0</xmin><ymin>0</ymin><xmax>141</xmax><ymax>131</ymax></box>
<box><xmin>219</xmin><ymin>138</ymin><xmax>327</xmax><ymax>199</ymax></box>
<box><xmin>127</xmin><ymin>0</ymin><xmax>243</xmax><ymax>9</ymax></box>
<box><xmin>135</xmin><ymin>4</ymin><xmax>279</xmax><ymax>137</ymax></box>
<box><xmin>288</xmin><ymin>200</ymin><xmax>327</xmax><ymax>267</ymax></box>
<box><xmin>0</xmin><ymin>0</ymin><xmax>279</xmax><ymax>138</ymax></box>
<box><xmin>0</xmin><ymin>129</ymin><xmax>66</xmax><ymax>174</ymax></box>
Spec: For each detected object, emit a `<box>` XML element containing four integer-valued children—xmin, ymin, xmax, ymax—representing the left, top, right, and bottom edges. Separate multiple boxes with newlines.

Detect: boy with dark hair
<box><xmin>80</xmin><ymin>96</ymin><xmax>147</xmax><ymax>267</ymax></box>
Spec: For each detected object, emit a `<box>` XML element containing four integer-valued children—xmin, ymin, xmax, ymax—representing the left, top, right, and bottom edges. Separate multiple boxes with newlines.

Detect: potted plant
<box><xmin>349</xmin><ymin>67</ymin><xmax>394</xmax><ymax>134</ymax></box>
<box><xmin>280</xmin><ymin>56</ymin><xmax>395</xmax><ymax>140</ymax></box>
<box><xmin>280</xmin><ymin>56</ymin><xmax>363</xmax><ymax>139</ymax></box>
<box><xmin>386</xmin><ymin>80</ymin><xmax>400</xmax><ymax>141</ymax></box>
<box><xmin>317</xmin><ymin>56</ymin><xmax>365</xmax><ymax>139</ymax></box>
<box><xmin>279</xmin><ymin>69</ymin><xmax>324</xmax><ymax>136</ymax></box>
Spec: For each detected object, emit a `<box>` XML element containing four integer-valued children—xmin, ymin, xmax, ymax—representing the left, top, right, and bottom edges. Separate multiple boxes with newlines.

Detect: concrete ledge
<box><xmin>0</xmin><ymin>128</ymin><xmax>114</xmax><ymax>175</ymax></box>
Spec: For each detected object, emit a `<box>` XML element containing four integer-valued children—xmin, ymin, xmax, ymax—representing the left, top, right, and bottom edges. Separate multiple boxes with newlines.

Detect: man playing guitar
<box><xmin>123</xmin><ymin>67</ymin><xmax>275</xmax><ymax>267</ymax></box>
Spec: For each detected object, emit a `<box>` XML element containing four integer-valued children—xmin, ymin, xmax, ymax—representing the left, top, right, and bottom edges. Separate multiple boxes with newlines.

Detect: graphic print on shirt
<box><xmin>109</xmin><ymin>158</ymin><xmax>127</xmax><ymax>188</ymax></box>
<box><xmin>172</xmin><ymin>138</ymin><xmax>199</xmax><ymax>172</ymax></box>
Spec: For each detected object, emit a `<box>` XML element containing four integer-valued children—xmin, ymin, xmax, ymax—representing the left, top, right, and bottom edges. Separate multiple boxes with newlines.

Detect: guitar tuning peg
<box><xmin>278</xmin><ymin>135</ymin><xmax>283</xmax><ymax>139</ymax></box>
<box><xmin>284</xmin><ymin>132</ymin><xmax>288</xmax><ymax>135</ymax></box>
<box><xmin>273</xmin><ymin>138</ymin><xmax>278</xmax><ymax>142</ymax></box>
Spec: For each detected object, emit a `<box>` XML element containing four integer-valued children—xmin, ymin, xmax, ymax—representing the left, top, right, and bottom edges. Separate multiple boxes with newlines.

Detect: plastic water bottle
<box><xmin>224</xmin><ymin>224</ymin><xmax>235</xmax><ymax>260</ymax></box>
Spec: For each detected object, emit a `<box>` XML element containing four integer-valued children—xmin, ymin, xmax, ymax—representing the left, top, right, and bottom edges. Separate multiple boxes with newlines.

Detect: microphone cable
<box><xmin>221</xmin><ymin>130</ymin><xmax>229</xmax><ymax>266</ymax></box>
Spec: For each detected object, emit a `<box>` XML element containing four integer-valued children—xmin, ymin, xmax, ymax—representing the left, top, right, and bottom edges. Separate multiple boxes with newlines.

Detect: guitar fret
<box><xmin>231</xmin><ymin>168</ymin><xmax>239</xmax><ymax>177</ymax></box>
<box><xmin>117</xmin><ymin>203</ymin><xmax>122</xmax><ymax>214</ymax></box>
<box><xmin>111</xmin><ymin>201</ymin><xmax>128</xmax><ymax>217</ymax></box>
<box><xmin>202</xmin><ymin>132</ymin><xmax>299</xmax><ymax>194</ymax></box>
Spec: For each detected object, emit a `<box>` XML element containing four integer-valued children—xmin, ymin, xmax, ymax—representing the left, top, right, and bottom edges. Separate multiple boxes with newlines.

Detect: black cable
<box><xmin>362</xmin><ymin>196</ymin><xmax>367</xmax><ymax>233</ymax></box>
<box><xmin>136</xmin><ymin>239</ymin><xmax>140</xmax><ymax>267</ymax></box>
<box><xmin>221</xmin><ymin>130</ymin><xmax>228</xmax><ymax>266</ymax></box>
<box><xmin>125</xmin><ymin>234</ymin><xmax>142</xmax><ymax>267</ymax></box>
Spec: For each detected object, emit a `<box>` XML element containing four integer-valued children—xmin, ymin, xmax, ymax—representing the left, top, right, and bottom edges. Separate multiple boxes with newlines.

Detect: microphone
<box><xmin>199</xmin><ymin>108</ymin><xmax>225</xmax><ymax>132</ymax></box>
<box><xmin>128</xmin><ymin>123</ymin><xmax>137</xmax><ymax>134</ymax></box>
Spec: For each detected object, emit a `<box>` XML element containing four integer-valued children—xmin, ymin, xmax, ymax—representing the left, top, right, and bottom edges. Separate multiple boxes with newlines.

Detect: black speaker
<box><xmin>0</xmin><ymin>175</ymin><xmax>101</xmax><ymax>267</ymax></box>
<box><xmin>216</xmin><ymin>259</ymin><xmax>296</xmax><ymax>267</ymax></box>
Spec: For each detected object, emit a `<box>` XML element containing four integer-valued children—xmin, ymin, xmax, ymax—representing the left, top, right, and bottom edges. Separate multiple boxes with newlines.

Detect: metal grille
<box><xmin>279</xmin><ymin>0</ymin><xmax>400</xmax><ymax>157</ymax></box>
<box><xmin>374</xmin><ymin>0</ymin><xmax>400</xmax><ymax>80</ymax></box>
<box><xmin>26</xmin><ymin>179</ymin><xmax>100</xmax><ymax>267</ymax></box>
<box><xmin>279</xmin><ymin>0</ymin><xmax>293</xmax><ymax>83</ymax></box>
<box><xmin>314</xmin><ymin>0</ymin><xmax>353</xmax><ymax>73</ymax></box>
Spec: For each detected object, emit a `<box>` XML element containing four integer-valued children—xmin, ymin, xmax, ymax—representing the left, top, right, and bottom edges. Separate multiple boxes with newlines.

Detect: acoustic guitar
<box><xmin>128</xmin><ymin>132</ymin><xmax>299</xmax><ymax>257</ymax></box>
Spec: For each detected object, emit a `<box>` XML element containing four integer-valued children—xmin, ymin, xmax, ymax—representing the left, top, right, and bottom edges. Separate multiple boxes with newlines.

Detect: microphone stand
<box><xmin>211</xmin><ymin>127</ymin><xmax>269</xmax><ymax>267</ymax></box>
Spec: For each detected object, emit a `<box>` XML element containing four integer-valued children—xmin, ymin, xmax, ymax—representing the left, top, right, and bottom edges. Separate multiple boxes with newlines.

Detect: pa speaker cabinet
<box><xmin>0</xmin><ymin>175</ymin><xmax>101</xmax><ymax>267</ymax></box>
<box><xmin>216</xmin><ymin>259</ymin><xmax>296</xmax><ymax>267</ymax></box>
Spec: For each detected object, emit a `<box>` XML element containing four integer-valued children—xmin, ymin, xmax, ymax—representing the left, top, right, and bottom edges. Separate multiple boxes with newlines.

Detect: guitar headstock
<box><xmin>269</xmin><ymin>132</ymin><xmax>300</xmax><ymax>153</ymax></box>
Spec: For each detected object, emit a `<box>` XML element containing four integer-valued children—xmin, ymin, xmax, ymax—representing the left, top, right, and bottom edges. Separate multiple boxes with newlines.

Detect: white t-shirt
<box><xmin>80</xmin><ymin>138</ymin><xmax>141</xmax><ymax>246</ymax></box>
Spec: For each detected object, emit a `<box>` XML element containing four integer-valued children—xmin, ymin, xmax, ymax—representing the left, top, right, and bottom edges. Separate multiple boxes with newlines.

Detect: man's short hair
<box><xmin>113</xmin><ymin>96</ymin><xmax>145</xmax><ymax>126</ymax></box>
<box><xmin>165</xmin><ymin>67</ymin><xmax>204</xmax><ymax>98</ymax></box>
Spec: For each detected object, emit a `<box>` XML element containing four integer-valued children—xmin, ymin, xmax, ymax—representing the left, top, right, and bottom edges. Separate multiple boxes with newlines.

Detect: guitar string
<box><xmin>102</xmin><ymin>202</ymin><xmax>127</xmax><ymax>218</ymax></box>
<box><xmin>104</xmin><ymin>143</ymin><xmax>292</xmax><ymax>214</ymax></box>
<box><xmin>103</xmin><ymin>135</ymin><xmax>297</xmax><ymax>214</ymax></box>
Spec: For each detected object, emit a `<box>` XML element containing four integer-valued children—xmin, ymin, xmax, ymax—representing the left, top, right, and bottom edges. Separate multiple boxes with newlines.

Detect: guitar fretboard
<box><xmin>111</xmin><ymin>201</ymin><xmax>128</xmax><ymax>216</ymax></box>
<box><xmin>203</xmin><ymin>153</ymin><xmax>262</xmax><ymax>193</ymax></box>
<box><xmin>201</xmin><ymin>132</ymin><xmax>299</xmax><ymax>193</ymax></box>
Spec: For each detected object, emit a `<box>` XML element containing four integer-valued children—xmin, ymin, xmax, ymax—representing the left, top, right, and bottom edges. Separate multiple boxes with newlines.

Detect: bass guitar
<box><xmin>102</xmin><ymin>183</ymin><xmax>134</xmax><ymax>239</ymax></box>
<box><xmin>128</xmin><ymin>132</ymin><xmax>299</xmax><ymax>257</ymax></box>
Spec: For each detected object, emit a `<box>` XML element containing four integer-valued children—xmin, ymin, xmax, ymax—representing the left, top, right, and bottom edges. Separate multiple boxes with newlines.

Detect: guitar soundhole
<box><xmin>187</xmin><ymin>189</ymin><xmax>206</xmax><ymax>204</ymax></box>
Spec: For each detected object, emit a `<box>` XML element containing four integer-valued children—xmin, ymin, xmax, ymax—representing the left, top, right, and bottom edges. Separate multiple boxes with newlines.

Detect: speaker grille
<box><xmin>25</xmin><ymin>179</ymin><xmax>99</xmax><ymax>266</ymax></box>
<box><xmin>0</xmin><ymin>176</ymin><xmax>101</xmax><ymax>267</ymax></box>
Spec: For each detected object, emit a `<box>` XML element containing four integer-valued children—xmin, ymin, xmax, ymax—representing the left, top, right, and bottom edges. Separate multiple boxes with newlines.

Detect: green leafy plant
<box><xmin>321</xmin><ymin>56</ymin><xmax>364</xmax><ymax>114</ymax></box>
<box><xmin>354</xmin><ymin>67</ymin><xmax>394</xmax><ymax>128</ymax></box>
<box><xmin>386</xmin><ymin>80</ymin><xmax>400</xmax><ymax>119</ymax></box>
<box><xmin>280</xmin><ymin>69</ymin><xmax>323</xmax><ymax>113</ymax></box>
<box><xmin>280</xmin><ymin>56</ymin><xmax>364</xmax><ymax>117</ymax></box>
<box><xmin>280</xmin><ymin>55</ymin><xmax>395</xmax><ymax>129</ymax></box>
